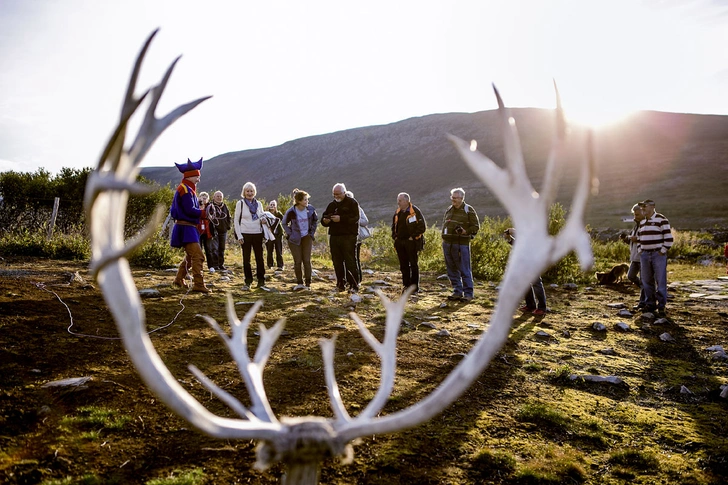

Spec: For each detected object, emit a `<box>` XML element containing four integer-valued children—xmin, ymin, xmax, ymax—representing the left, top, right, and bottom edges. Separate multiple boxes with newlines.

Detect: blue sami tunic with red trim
<box><xmin>169</xmin><ymin>180</ymin><xmax>202</xmax><ymax>248</ymax></box>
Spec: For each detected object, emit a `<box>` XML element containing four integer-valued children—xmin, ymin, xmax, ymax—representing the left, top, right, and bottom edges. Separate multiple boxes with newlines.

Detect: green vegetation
<box><xmin>59</xmin><ymin>406</ymin><xmax>131</xmax><ymax>435</ymax></box>
<box><xmin>0</xmin><ymin>228</ymin><xmax>90</xmax><ymax>260</ymax></box>
<box><xmin>145</xmin><ymin>469</ymin><xmax>205</xmax><ymax>485</ymax></box>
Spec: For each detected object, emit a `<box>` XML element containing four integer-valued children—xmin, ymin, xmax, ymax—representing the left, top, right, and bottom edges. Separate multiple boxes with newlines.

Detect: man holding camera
<box><xmin>442</xmin><ymin>187</ymin><xmax>480</xmax><ymax>301</ymax></box>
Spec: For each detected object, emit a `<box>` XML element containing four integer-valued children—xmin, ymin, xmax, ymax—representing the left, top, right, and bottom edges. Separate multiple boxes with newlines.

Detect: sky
<box><xmin>1</xmin><ymin>0</ymin><xmax>728</xmax><ymax>175</ymax></box>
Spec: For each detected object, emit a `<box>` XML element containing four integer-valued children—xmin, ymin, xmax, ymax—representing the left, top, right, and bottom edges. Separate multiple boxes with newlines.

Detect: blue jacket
<box><xmin>169</xmin><ymin>180</ymin><xmax>202</xmax><ymax>248</ymax></box>
<box><xmin>283</xmin><ymin>205</ymin><xmax>318</xmax><ymax>246</ymax></box>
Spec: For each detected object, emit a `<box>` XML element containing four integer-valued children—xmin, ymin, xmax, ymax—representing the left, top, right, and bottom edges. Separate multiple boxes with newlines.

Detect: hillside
<box><xmin>141</xmin><ymin>109</ymin><xmax>728</xmax><ymax>229</ymax></box>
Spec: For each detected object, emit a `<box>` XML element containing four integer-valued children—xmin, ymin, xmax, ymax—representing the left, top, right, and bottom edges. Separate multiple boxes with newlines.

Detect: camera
<box><xmin>455</xmin><ymin>226</ymin><xmax>465</xmax><ymax>235</ymax></box>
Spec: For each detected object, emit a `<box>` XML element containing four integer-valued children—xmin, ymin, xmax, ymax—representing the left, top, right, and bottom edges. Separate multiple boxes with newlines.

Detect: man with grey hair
<box><xmin>441</xmin><ymin>187</ymin><xmax>480</xmax><ymax>301</ymax></box>
<box><xmin>321</xmin><ymin>183</ymin><xmax>361</xmax><ymax>292</ymax></box>
<box><xmin>392</xmin><ymin>192</ymin><xmax>426</xmax><ymax>294</ymax></box>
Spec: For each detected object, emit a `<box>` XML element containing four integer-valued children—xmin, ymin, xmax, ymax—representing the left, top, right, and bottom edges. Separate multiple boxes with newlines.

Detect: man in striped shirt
<box><xmin>637</xmin><ymin>199</ymin><xmax>673</xmax><ymax>317</ymax></box>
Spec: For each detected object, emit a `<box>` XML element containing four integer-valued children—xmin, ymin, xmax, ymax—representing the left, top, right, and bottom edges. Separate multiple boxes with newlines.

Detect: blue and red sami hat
<box><xmin>175</xmin><ymin>158</ymin><xmax>203</xmax><ymax>178</ymax></box>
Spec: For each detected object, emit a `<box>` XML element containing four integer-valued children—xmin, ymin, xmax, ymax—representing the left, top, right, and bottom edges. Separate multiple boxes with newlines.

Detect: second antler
<box><xmin>85</xmin><ymin>31</ymin><xmax>595</xmax><ymax>483</ymax></box>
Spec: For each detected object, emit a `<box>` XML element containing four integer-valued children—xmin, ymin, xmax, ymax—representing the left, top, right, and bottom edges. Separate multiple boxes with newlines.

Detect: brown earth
<box><xmin>1</xmin><ymin>257</ymin><xmax>728</xmax><ymax>484</ymax></box>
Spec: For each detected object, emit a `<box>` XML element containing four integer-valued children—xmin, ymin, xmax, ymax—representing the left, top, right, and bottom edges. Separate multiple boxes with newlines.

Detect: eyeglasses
<box><xmin>451</xmin><ymin>196</ymin><xmax>463</xmax><ymax>200</ymax></box>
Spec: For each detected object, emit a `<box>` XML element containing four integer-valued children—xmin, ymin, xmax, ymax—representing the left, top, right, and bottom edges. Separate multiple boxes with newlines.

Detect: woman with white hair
<box><xmin>234</xmin><ymin>182</ymin><xmax>268</xmax><ymax>290</ymax></box>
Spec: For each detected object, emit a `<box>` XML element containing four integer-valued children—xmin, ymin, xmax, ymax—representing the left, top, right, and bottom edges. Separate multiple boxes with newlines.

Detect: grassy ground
<box><xmin>1</xmin><ymin>253</ymin><xmax>727</xmax><ymax>484</ymax></box>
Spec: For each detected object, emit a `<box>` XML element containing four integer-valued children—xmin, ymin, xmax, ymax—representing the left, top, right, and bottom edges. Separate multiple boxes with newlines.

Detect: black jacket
<box><xmin>321</xmin><ymin>195</ymin><xmax>360</xmax><ymax>236</ymax></box>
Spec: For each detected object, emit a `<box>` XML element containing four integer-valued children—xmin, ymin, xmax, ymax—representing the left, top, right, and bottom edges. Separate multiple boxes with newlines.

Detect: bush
<box><xmin>127</xmin><ymin>233</ymin><xmax>178</xmax><ymax>269</ymax></box>
<box><xmin>0</xmin><ymin>229</ymin><xmax>89</xmax><ymax>260</ymax></box>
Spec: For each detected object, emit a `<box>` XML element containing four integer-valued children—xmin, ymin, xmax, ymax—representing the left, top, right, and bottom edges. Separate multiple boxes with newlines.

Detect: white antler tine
<box><xmin>320</xmin><ymin>336</ymin><xmax>351</xmax><ymax>422</ymax></box>
<box><xmin>253</xmin><ymin>319</ymin><xmax>286</xmax><ymax>367</ymax></box>
<box><xmin>536</xmin><ymin>81</ymin><xmax>568</xmax><ymax>209</ymax></box>
<box><xmin>189</xmin><ymin>365</ymin><xmax>258</xmax><ymax>421</ymax></box>
<box><xmin>493</xmin><ymin>85</ymin><xmax>530</xmax><ymax>189</ymax></box>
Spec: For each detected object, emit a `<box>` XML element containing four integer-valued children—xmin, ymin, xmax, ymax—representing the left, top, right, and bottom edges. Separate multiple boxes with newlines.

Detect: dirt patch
<box><xmin>1</xmin><ymin>257</ymin><xmax>727</xmax><ymax>484</ymax></box>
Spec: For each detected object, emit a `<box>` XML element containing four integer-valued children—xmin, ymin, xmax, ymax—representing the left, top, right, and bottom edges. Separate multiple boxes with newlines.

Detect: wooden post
<box><xmin>47</xmin><ymin>197</ymin><xmax>60</xmax><ymax>240</ymax></box>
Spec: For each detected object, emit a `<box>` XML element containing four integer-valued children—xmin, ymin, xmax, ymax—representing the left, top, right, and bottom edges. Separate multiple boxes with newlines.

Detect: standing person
<box><xmin>321</xmin><ymin>183</ymin><xmax>360</xmax><ymax>292</ymax></box>
<box><xmin>265</xmin><ymin>200</ymin><xmax>285</xmax><ymax>271</ymax></box>
<box><xmin>504</xmin><ymin>228</ymin><xmax>547</xmax><ymax>315</ymax></box>
<box><xmin>283</xmin><ymin>189</ymin><xmax>318</xmax><ymax>290</ymax></box>
<box><xmin>197</xmin><ymin>192</ymin><xmax>217</xmax><ymax>273</ymax></box>
<box><xmin>391</xmin><ymin>193</ymin><xmax>426</xmax><ymax>294</ymax></box>
<box><xmin>441</xmin><ymin>187</ymin><xmax>480</xmax><ymax>301</ymax></box>
<box><xmin>233</xmin><ymin>182</ymin><xmax>269</xmax><ymax>290</ymax></box>
<box><xmin>638</xmin><ymin>199</ymin><xmax>673</xmax><ymax>317</ymax></box>
<box><xmin>169</xmin><ymin>158</ymin><xmax>210</xmax><ymax>293</ymax></box>
<box><xmin>624</xmin><ymin>203</ymin><xmax>647</xmax><ymax>310</ymax></box>
<box><xmin>209</xmin><ymin>190</ymin><xmax>231</xmax><ymax>272</ymax></box>
<box><xmin>347</xmin><ymin>190</ymin><xmax>371</xmax><ymax>285</ymax></box>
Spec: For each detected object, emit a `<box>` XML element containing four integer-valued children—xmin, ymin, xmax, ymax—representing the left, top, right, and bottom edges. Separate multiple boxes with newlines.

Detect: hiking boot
<box><xmin>447</xmin><ymin>292</ymin><xmax>463</xmax><ymax>301</ymax></box>
<box><xmin>656</xmin><ymin>308</ymin><xmax>667</xmax><ymax>318</ymax></box>
<box><xmin>632</xmin><ymin>303</ymin><xmax>645</xmax><ymax>311</ymax></box>
<box><xmin>292</xmin><ymin>284</ymin><xmax>306</xmax><ymax>291</ymax></box>
<box><xmin>209</xmin><ymin>267</ymin><xmax>216</xmax><ymax>274</ymax></box>
<box><xmin>519</xmin><ymin>305</ymin><xmax>536</xmax><ymax>312</ymax></box>
<box><xmin>532</xmin><ymin>308</ymin><xmax>546</xmax><ymax>316</ymax></box>
<box><xmin>172</xmin><ymin>279</ymin><xmax>187</xmax><ymax>289</ymax></box>
<box><xmin>462</xmin><ymin>295</ymin><xmax>473</xmax><ymax>302</ymax></box>
<box><xmin>191</xmin><ymin>276</ymin><xmax>211</xmax><ymax>294</ymax></box>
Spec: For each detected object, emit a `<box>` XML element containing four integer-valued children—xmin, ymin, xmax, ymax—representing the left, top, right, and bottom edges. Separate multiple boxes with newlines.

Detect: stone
<box><xmin>467</xmin><ymin>324</ymin><xmax>480</xmax><ymax>329</ymax></box>
<box><xmin>721</xmin><ymin>385</ymin><xmax>728</xmax><ymax>399</ymax></box>
<box><xmin>641</xmin><ymin>312</ymin><xmax>655</xmax><ymax>320</ymax></box>
<box><xmin>607</xmin><ymin>303</ymin><xmax>626</xmax><ymax>309</ymax></box>
<box><xmin>372</xmin><ymin>280</ymin><xmax>389</xmax><ymax>286</ymax></box>
<box><xmin>331</xmin><ymin>324</ymin><xmax>347</xmax><ymax>330</ymax></box>
<box><xmin>599</xmin><ymin>348</ymin><xmax>617</xmax><ymax>355</ymax></box>
<box><xmin>615</xmin><ymin>322</ymin><xmax>631</xmax><ymax>332</ymax></box>
<box><xmin>563</xmin><ymin>283</ymin><xmax>578</xmax><ymax>290</ymax></box>
<box><xmin>562</xmin><ymin>330</ymin><xmax>571</xmax><ymax>338</ymax></box>
<box><xmin>350</xmin><ymin>294</ymin><xmax>362</xmax><ymax>303</ymax></box>
<box><xmin>535</xmin><ymin>330</ymin><xmax>551</xmax><ymax>338</ymax></box>
<box><xmin>617</xmin><ymin>309</ymin><xmax>633</xmax><ymax>317</ymax></box>
<box><xmin>439</xmin><ymin>302</ymin><xmax>448</xmax><ymax>308</ymax></box>
<box><xmin>436</xmin><ymin>329</ymin><xmax>451</xmax><ymax>337</ymax></box>
<box><xmin>436</xmin><ymin>274</ymin><xmax>449</xmax><ymax>280</ymax></box>
<box><xmin>362</xmin><ymin>269</ymin><xmax>374</xmax><ymax>275</ymax></box>
<box><xmin>419</xmin><ymin>321</ymin><xmax>437</xmax><ymax>329</ymax></box>
<box><xmin>659</xmin><ymin>332</ymin><xmax>675</xmax><ymax>342</ymax></box>
<box><xmin>592</xmin><ymin>322</ymin><xmax>607</xmax><ymax>332</ymax></box>
<box><xmin>706</xmin><ymin>345</ymin><xmax>724</xmax><ymax>352</ymax></box>
<box><xmin>712</xmin><ymin>350</ymin><xmax>728</xmax><ymax>361</ymax></box>
<box><xmin>654</xmin><ymin>318</ymin><xmax>669</xmax><ymax>324</ymax></box>
<box><xmin>569</xmin><ymin>375</ymin><xmax>625</xmax><ymax>386</ymax></box>
<box><xmin>346</xmin><ymin>352</ymin><xmax>354</xmax><ymax>357</ymax></box>
<box><xmin>42</xmin><ymin>376</ymin><xmax>92</xmax><ymax>388</ymax></box>
<box><xmin>138</xmin><ymin>288</ymin><xmax>161</xmax><ymax>298</ymax></box>
<box><xmin>680</xmin><ymin>385</ymin><xmax>693</xmax><ymax>395</ymax></box>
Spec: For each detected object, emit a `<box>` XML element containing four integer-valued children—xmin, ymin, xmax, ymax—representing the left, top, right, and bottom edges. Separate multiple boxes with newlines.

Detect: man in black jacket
<box><xmin>209</xmin><ymin>190</ymin><xmax>232</xmax><ymax>272</ymax></box>
<box><xmin>321</xmin><ymin>183</ymin><xmax>360</xmax><ymax>292</ymax></box>
<box><xmin>392</xmin><ymin>192</ymin><xmax>427</xmax><ymax>294</ymax></box>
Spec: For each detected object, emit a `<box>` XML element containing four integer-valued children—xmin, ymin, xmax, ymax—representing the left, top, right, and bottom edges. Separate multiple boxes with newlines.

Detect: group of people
<box><xmin>168</xmin><ymin>158</ymin><xmax>483</xmax><ymax>300</ymax></box>
<box><xmin>625</xmin><ymin>199</ymin><xmax>673</xmax><ymax>317</ymax></box>
<box><xmin>169</xmin><ymin>158</ymin><xmax>671</xmax><ymax>316</ymax></box>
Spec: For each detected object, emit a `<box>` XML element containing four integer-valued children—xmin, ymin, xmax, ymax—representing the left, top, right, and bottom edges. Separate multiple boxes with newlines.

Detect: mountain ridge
<box><xmin>141</xmin><ymin>108</ymin><xmax>728</xmax><ymax>229</ymax></box>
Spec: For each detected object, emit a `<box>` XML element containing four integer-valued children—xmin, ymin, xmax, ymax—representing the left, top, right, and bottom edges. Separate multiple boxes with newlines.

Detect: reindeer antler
<box><xmin>86</xmin><ymin>31</ymin><xmax>595</xmax><ymax>483</ymax></box>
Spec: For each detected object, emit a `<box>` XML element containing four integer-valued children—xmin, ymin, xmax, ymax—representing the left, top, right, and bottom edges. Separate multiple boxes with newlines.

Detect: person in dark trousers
<box><xmin>504</xmin><ymin>228</ymin><xmax>547</xmax><ymax>315</ymax></box>
<box><xmin>197</xmin><ymin>191</ymin><xmax>216</xmax><ymax>273</ymax></box>
<box><xmin>209</xmin><ymin>190</ymin><xmax>232</xmax><ymax>272</ymax></box>
<box><xmin>233</xmin><ymin>182</ymin><xmax>269</xmax><ymax>290</ymax></box>
<box><xmin>321</xmin><ymin>183</ymin><xmax>360</xmax><ymax>292</ymax></box>
<box><xmin>441</xmin><ymin>187</ymin><xmax>480</xmax><ymax>301</ymax></box>
<box><xmin>392</xmin><ymin>192</ymin><xmax>426</xmax><ymax>294</ymax></box>
<box><xmin>265</xmin><ymin>200</ymin><xmax>285</xmax><ymax>271</ymax></box>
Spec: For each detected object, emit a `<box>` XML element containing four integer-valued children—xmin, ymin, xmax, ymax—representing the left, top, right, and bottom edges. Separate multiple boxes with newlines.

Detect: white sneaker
<box><xmin>209</xmin><ymin>268</ymin><xmax>216</xmax><ymax>274</ymax></box>
<box><xmin>292</xmin><ymin>284</ymin><xmax>306</xmax><ymax>291</ymax></box>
